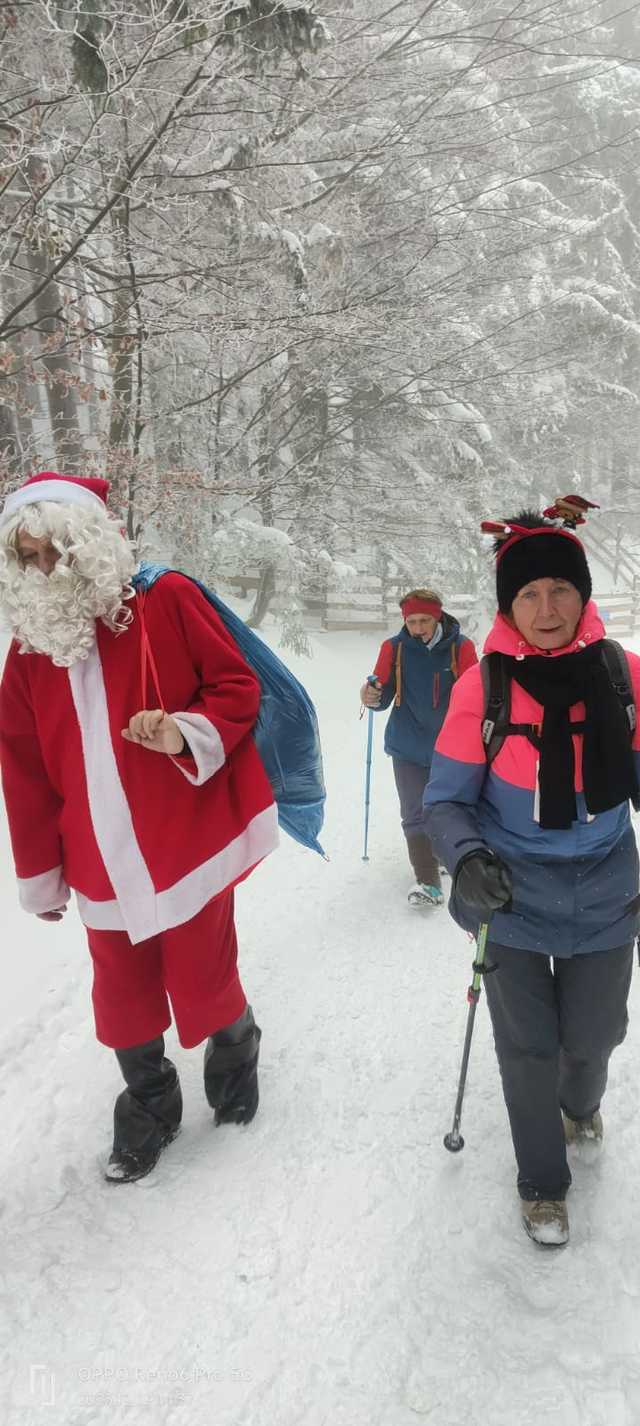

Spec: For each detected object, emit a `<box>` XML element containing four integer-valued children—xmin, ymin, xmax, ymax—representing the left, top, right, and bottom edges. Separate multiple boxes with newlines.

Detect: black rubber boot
<box><xmin>203</xmin><ymin>1006</ymin><xmax>262</xmax><ymax>1126</ymax></box>
<box><xmin>105</xmin><ymin>1036</ymin><xmax>183</xmax><ymax>1184</ymax></box>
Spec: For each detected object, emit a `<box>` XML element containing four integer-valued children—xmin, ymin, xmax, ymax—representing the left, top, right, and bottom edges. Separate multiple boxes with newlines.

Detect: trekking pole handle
<box><xmin>359</xmin><ymin>675</ymin><xmax>380</xmax><ymax>721</ymax></box>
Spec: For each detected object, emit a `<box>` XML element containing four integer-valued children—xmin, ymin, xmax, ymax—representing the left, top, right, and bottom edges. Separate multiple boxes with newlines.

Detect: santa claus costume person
<box><xmin>0</xmin><ymin>473</ymin><xmax>279</xmax><ymax>1182</ymax></box>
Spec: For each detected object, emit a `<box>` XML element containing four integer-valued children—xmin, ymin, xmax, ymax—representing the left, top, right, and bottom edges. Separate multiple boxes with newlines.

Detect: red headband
<box><xmin>401</xmin><ymin>597</ymin><xmax>442</xmax><ymax>618</ymax></box>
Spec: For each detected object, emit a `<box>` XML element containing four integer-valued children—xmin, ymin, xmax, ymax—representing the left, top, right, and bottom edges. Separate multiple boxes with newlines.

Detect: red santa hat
<box><xmin>1</xmin><ymin>472</ymin><xmax>110</xmax><ymax>525</ymax></box>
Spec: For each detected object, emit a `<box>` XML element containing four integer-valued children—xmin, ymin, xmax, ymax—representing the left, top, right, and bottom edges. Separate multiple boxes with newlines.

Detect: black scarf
<box><xmin>505</xmin><ymin>643</ymin><xmax>639</xmax><ymax>829</ymax></box>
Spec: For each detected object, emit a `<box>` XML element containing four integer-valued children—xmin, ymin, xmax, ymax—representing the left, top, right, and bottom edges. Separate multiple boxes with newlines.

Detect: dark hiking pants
<box><xmin>392</xmin><ymin>756</ymin><xmax>440</xmax><ymax>887</ymax></box>
<box><xmin>483</xmin><ymin>940</ymin><xmax>634</xmax><ymax>1201</ymax></box>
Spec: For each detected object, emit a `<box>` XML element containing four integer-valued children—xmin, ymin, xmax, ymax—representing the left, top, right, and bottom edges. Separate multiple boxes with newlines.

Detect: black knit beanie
<box><xmin>496</xmin><ymin>511</ymin><xmax>592</xmax><ymax>613</ymax></box>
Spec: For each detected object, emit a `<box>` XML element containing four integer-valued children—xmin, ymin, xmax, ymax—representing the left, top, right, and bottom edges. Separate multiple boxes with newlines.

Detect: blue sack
<box><xmin>133</xmin><ymin>563</ymin><xmax>326</xmax><ymax>855</ymax></box>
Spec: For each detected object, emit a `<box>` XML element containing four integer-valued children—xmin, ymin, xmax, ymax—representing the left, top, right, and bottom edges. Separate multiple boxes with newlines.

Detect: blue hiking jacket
<box><xmin>372</xmin><ymin>614</ymin><xmax>477</xmax><ymax>768</ymax></box>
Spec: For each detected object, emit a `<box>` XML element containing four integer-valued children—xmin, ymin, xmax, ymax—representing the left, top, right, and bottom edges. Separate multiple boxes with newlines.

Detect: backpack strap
<box><xmin>600</xmin><ymin>639</ymin><xmax>637</xmax><ymax>736</ymax></box>
<box><xmin>450</xmin><ymin>641</ymin><xmax>458</xmax><ymax>680</ymax></box>
<box><xmin>136</xmin><ymin>590</ymin><xmax>166</xmax><ymax>712</ymax></box>
<box><xmin>480</xmin><ymin>652</ymin><xmax>542</xmax><ymax>762</ymax></box>
<box><xmin>481</xmin><ymin>650</ymin><xmax>547</xmax><ymax>764</ymax></box>
<box><xmin>600</xmin><ymin>638</ymin><xmax>640</xmax><ymax>811</ymax></box>
<box><xmin>394</xmin><ymin>642</ymin><xmax>402</xmax><ymax>707</ymax></box>
<box><xmin>480</xmin><ymin>652</ymin><xmax>511</xmax><ymax>764</ymax></box>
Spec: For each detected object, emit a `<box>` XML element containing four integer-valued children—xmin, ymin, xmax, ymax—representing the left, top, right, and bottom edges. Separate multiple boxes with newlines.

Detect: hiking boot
<box><xmin>563</xmin><ymin>1109</ymin><xmax>603</xmax><ymax>1157</ymax></box>
<box><xmin>408</xmin><ymin>882</ymin><xmax>444</xmax><ymax>908</ymax></box>
<box><xmin>521</xmin><ymin>1198</ymin><xmax>569</xmax><ymax>1247</ymax></box>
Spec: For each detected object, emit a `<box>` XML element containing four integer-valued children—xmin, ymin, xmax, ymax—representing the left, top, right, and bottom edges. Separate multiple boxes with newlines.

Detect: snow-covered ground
<box><xmin>3</xmin><ymin>619</ymin><xmax>640</xmax><ymax>1426</ymax></box>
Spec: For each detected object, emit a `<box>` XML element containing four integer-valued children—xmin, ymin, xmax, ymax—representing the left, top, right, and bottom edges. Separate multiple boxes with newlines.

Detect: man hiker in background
<box><xmin>0</xmin><ymin>472</ymin><xmax>279</xmax><ymax>1183</ymax></box>
<box><xmin>424</xmin><ymin>500</ymin><xmax>640</xmax><ymax>1247</ymax></box>
<box><xmin>360</xmin><ymin>587</ymin><xmax>477</xmax><ymax>906</ymax></box>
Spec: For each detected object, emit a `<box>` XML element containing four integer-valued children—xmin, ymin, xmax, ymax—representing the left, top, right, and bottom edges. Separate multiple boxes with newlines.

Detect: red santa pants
<box><xmin>86</xmin><ymin>891</ymin><xmax>248</xmax><ymax>1050</ymax></box>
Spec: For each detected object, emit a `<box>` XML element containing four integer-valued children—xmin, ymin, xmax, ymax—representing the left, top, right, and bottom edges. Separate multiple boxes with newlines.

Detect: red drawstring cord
<box><xmin>136</xmin><ymin>591</ymin><xmax>165</xmax><ymax>712</ymax></box>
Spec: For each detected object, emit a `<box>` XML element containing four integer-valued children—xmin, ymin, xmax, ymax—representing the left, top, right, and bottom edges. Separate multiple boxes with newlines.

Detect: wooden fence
<box><xmin>596</xmin><ymin>591</ymin><xmax>638</xmax><ymax>639</ymax></box>
<box><xmin>217</xmin><ymin>570</ymin><xmax>481</xmax><ymax>635</ymax></box>
<box><xmin>217</xmin><ymin>568</ymin><xmax>640</xmax><ymax>641</ymax></box>
<box><xmin>308</xmin><ymin>588</ymin><xmax>480</xmax><ymax>634</ymax></box>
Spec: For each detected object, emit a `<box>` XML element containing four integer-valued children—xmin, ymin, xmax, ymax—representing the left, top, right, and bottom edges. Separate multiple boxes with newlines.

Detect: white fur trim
<box><xmin>75</xmin><ymin>804</ymin><xmax>279</xmax><ymax>941</ymax></box>
<box><xmin>74</xmin><ymin>895</ymin><xmax>124</xmax><ymax>931</ymax></box>
<box><xmin>18</xmin><ymin>866</ymin><xmax>70</xmax><ymax>914</ymax></box>
<box><xmin>2</xmin><ymin>481</ymin><xmax>106</xmax><ymax>523</ymax></box>
<box><xmin>68</xmin><ymin>643</ymin><xmax>159</xmax><ymax>944</ymax></box>
<box><xmin>170</xmin><ymin>712</ymin><xmax>225</xmax><ymax>785</ymax></box>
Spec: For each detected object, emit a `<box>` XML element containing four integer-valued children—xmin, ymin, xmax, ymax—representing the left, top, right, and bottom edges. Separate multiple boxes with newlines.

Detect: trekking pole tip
<box><xmin>443</xmin><ymin>1132</ymin><xmax>465</xmax><ymax>1153</ymax></box>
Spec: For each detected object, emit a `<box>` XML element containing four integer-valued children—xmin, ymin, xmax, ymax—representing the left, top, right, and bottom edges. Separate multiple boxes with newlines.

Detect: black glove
<box><xmin>453</xmin><ymin>849</ymin><xmax>512</xmax><ymax>915</ymax></box>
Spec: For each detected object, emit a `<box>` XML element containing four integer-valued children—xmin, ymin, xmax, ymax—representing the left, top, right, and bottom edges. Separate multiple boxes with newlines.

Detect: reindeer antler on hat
<box><xmin>481</xmin><ymin>496</ymin><xmax>599</xmax><ymax>543</ymax></box>
<box><xmin>542</xmin><ymin>495</ymin><xmax>599</xmax><ymax>530</ymax></box>
<box><xmin>480</xmin><ymin>498</ymin><xmax>597</xmax><ymax>612</ymax></box>
<box><xmin>480</xmin><ymin>518</ymin><xmax>536</xmax><ymax>542</ymax></box>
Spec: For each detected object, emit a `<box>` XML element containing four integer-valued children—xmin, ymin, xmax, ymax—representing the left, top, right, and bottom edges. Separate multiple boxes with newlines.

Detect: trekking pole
<box><xmin>361</xmin><ymin>677</ymin><xmax>377</xmax><ymax>861</ymax></box>
<box><xmin>444</xmin><ymin>920</ymin><xmax>491</xmax><ymax>1153</ymax></box>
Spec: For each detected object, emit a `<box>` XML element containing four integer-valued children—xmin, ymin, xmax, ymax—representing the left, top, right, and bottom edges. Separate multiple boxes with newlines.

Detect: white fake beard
<box><xmin>8</xmin><ymin>562</ymin><xmax>111</xmax><ymax>666</ymax></box>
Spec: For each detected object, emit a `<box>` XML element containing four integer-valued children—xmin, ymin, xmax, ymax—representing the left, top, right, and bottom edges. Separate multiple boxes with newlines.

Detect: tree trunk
<box><xmin>1</xmin><ymin>268</ymin><xmax>37</xmax><ymax>475</ymax></box>
<box><xmin>20</xmin><ymin>155</ymin><xmax>82</xmax><ymax>471</ymax></box>
<box><xmin>248</xmin><ymin>563</ymin><xmax>277</xmax><ymax>628</ymax></box>
<box><xmin>0</xmin><ymin>399</ymin><xmax>20</xmax><ymax>476</ymax></box>
<box><xmin>25</xmin><ymin>252</ymin><xmax>83</xmax><ymax>472</ymax></box>
<box><xmin>108</xmin><ymin>186</ymin><xmax>135</xmax><ymax>450</ymax></box>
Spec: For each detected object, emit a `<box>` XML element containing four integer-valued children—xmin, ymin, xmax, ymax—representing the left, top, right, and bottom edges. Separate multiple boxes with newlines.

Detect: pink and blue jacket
<box><xmin>424</xmin><ymin>602</ymin><xmax>640</xmax><ymax>956</ymax></box>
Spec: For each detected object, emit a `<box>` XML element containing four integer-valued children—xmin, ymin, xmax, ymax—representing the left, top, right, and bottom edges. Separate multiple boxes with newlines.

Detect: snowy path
<box><xmin>3</xmin><ymin>628</ymin><xmax>640</xmax><ymax>1426</ymax></box>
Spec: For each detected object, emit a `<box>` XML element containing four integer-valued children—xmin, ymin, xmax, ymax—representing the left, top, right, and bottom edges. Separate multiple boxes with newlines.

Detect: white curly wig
<box><xmin>0</xmin><ymin>500</ymin><xmax>137</xmax><ymax>666</ymax></box>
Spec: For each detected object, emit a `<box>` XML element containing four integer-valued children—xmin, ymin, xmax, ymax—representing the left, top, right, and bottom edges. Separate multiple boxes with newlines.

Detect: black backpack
<box><xmin>480</xmin><ymin>641</ymin><xmax>638</xmax><ymax>772</ymax></box>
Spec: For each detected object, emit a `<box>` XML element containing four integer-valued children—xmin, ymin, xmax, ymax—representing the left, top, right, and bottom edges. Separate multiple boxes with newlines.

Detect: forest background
<box><xmin>1</xmin><ymin>0</ymin><xmax>639</xmax><ymax>648</ymax></box>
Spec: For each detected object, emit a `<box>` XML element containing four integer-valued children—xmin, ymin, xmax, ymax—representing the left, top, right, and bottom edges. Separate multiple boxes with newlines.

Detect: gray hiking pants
<box><xmin>392</xmin><ymin>756</ymin><xmax>440</xmax><ymax>886</ymax></box>
<box><xmin>483</xmin><ymin>939</ymin><xmax>634</xmax><ymax>1201</ymax></box>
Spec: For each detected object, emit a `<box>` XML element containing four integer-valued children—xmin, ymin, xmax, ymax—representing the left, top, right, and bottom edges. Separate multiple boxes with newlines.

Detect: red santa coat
<box><xmin>0</xmin><ymin>573</ymin><xmax>279</xmax><ymax>943</ymax></box>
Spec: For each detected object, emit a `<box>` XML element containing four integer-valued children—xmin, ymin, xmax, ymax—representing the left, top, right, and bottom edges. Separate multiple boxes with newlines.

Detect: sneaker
<box><xmin>521</xmin><ymin>1198</ymin><xmax>569</xmax><ymax>1247</ymax></box>
<box><xmin>562</xmin><ymin>1109</ymin><xmax>603</xmax><ymax>1159</ymax></box>
<box><xmin>407</xmin><ymin>882</ymin><xmax>444</xmax><ymax>907</ymax></box>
